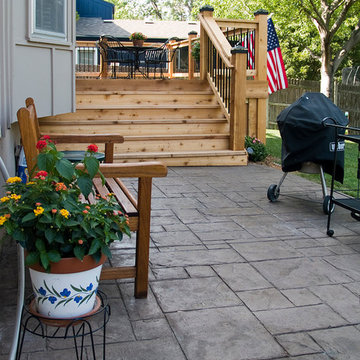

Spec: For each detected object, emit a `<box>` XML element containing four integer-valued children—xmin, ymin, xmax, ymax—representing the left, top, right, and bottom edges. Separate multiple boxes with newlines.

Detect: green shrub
<box><xmin>245</xmin><ymin>135</ymin><xmax>268</xmax><ymax>162</ymax></box>
<box><xmin>191</xmin><ymin>41</ymin><xmax>200</xmax><ymax>61</ymax></box>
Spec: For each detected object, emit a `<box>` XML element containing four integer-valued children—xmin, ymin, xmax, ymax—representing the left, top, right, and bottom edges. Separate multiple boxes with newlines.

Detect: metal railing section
<box><xmin>207</xmin><ymin>37</ymin><xmax>232</xmax><ymax>113</ymax></box>
<box><xmin>224</xmin><ymin>28</ymin><xmax>256</xmax><ymax>70</ymax></box>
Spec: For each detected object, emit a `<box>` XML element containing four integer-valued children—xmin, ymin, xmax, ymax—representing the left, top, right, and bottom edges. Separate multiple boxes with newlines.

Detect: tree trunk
<box><xmin>319</xmin><ymin>32</ymin><xmax>333</xmax><ymax>98</ymax></box>
<box><xmin>320</xmin><ymin>61</ymin><xmax>332</xmax><ymax>98</ymax></box>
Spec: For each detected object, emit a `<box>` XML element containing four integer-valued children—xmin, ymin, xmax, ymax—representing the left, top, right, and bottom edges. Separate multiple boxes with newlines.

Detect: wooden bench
<box><xmin>17</xmin><ymin>98</ymin><xmax>167</xmax><ymax>298</ymax></box>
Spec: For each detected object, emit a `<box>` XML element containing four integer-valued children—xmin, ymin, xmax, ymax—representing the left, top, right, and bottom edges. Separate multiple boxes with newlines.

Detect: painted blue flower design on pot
<box><xmin>34</xmin><ymin>279</ymin><xmax>98</xmax><ymax>308</ymax></box>
<box><xmin>39</xmin><ymin>287</ymin><xmax>46</xmax><ymax>296</ymax></box>
<box><xmin>74</xmin><ymin>295</ymin><xmax>83</xmax><ymax>303</ymax></box>
<box><xmin>49</xmin><ymin>296</ymin><xmax>57</xmax><ymax>304</ymax></box>
<box><xmin>60</xmin><ymin>288</ymin><xmax>71</xmax><ymax>298</ymax></box>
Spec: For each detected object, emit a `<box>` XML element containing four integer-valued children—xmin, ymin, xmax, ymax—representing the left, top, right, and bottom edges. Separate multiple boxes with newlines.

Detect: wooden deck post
<box><xmin>98</xmin><ymin>36</ymin><xmax>109</xmax><ymax>79</ymax></box>
<box><xmin>254</xmin><ymin>10</ymin><xmax>269</xmax><ymax>144</ymax></box>
<box><xmin>168</xmin><ymin>40</ymin><xmax>176</xmax><ymax>79</ymax></box>
<box><xmin>188</xmin><ymin>31</ymin><xmax>197</xmax><ymax>80</ymax></box>
<box><xmin>230</xmin><ymin>46</ymin><xmax>248</xmax><ymax>151</ymax></box>
<box><xmin>199</xmin><ymin>6</ymin><xmax>213</xmax><ymax>80</ymax></box>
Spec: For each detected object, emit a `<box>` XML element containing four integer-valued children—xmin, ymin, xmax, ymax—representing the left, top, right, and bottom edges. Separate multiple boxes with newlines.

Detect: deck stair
<box><xmin>39</xmin><ymin>79</ymin><xmax>247</xmax><ymax>166</ymax></box>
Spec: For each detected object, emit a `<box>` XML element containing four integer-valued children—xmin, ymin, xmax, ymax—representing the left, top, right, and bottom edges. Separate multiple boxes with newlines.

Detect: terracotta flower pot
<box><xmin>28</xmin><ymin>254</ymin><xmax>106</xmax><ymax>319</ymax></box>
<box><xmin>132</xmin><ymin>39</ymin><xmax>144</xmax><ymax>47</ymax></box>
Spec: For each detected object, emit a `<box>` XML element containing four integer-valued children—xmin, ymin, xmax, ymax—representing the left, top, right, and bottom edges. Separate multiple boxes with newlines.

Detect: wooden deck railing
<box><xmin>75</xmin><ymin>8</ymin><xmax>269</xmax><ymax>144</ymax></box>
<box><xmin>198</xmin><ymin>6</ymin><xmax>269</xmax><ymax>145</ymax></box>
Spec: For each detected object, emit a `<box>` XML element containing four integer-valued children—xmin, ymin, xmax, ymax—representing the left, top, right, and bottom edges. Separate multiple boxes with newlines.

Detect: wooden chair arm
<box><xmin>76</xmin><ymin>161</ymin><xmax>168</xmax><ymax>178</ymax></box>
<box><xmin>42</xmin><ymin>133</ymin><xmax>124</xmax><ymax>163</ymax></box>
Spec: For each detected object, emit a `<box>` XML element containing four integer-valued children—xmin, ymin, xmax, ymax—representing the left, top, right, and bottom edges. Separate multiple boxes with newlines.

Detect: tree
<box><xmin>297</xmin><ymin>0</ymin><xmax>360</xmax><ymax>97</ymax></box>
<box><xmin>107</xmin><ymin>0</ymin><xmax>196</xmax><ymax>20</ymax></box>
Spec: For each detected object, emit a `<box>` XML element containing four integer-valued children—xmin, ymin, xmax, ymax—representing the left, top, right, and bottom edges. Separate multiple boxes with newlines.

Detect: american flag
<box><xmin>241</xmin><ymin>33</ymin><xmax>255</xmax><ymax>70</ymax></box>
<box><xmin>267</xmin><ymin>18</ymin><xmax>288</xmax><ymax>94</ymax></box>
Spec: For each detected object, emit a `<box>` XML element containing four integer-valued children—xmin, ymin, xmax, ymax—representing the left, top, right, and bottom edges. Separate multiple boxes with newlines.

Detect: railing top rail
<box><xmin>199</xmin><ymin>13</ymin><xmax>233</xmax><ymax>68</ymax></box>
<box><xmin>216</xmin><ymin>18</ymin><xmax>259</xmax><ymax>29</ymax></box>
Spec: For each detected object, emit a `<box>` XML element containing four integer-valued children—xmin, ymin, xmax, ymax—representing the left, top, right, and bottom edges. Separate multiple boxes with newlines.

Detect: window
<box><xmin>29</xmin><ymin>0</ymin><xmax>68</xmax><ymax>43</ymax></box>
<box><xmin>77</xmin><ymin>49</ymin><xmax>97</xmax><ymax>66</ymax></box>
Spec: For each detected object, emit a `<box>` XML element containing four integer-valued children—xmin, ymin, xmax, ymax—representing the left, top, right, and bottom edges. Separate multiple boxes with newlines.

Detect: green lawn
<box><xmin>265</xmin><ymin>129</ymin><xmax>359</xmax><ymax>196</ymax></box>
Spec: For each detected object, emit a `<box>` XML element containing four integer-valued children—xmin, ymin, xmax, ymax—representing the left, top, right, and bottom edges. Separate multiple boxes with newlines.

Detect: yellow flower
<box><xmin>26</xmin><ymin>181</ymin><xmax>35</xmax><ymax>185</ymax></box>
<box><xmin>0</xmin><ymin>196</ymin><xmax>10</xmax><ymax>202</ymax></box>
<box><xmin>10</xmin><ymin>194</ymin><xmax>21</xmax><ymax>200</ymax></box>
<box><xmin>6</xmin><ymin>176</ymin><xmax>22</xmax><ymax>183</ymax></box>
<box><xmin>60</xmin><ymin>209</ymin><xmax>70</xmax><ymax>219</ymax></box>
<box><xmin>34</xmin><ymin>206</ymin><xmax>44</xmax><ymax>216</ymax></box>
<box><xmin>0</xmin><ymin>215</ymin><xmax>7</xmax><ymax>225</ymax></box>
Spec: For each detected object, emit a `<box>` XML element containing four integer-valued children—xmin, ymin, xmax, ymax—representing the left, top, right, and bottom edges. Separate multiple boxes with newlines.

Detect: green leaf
<box><xmin>40</xmin><ymin>252</ymin><xmax>49</xmax><ymax>271</ymax></box>
<box><xmin>39</xmin><ymin>215</ymin><xmax>53</xmax><ymax>224</ymax></box>
<box><xmin>35</xmin><ymin>238</ymin><xmax>46</xmax><ymax>252</ymax></box>
<box><xmin>25</xmin><ymin>252</ymin><xmax>39</xmax><ymax>266</ymax></box>
<box><xmin>55</xmin><ymin>158</ymin><xmax>75</xmax><ymax>181</ymax></box>
<box><xmin>101</xmin><ymin>244</ymin><xmax>111</xmax><ymax>259</ymax></box>
<box><xmin>22</xmin><ymin>212</ymin><xmax>36</xmax><ymax>223</ymax></box>
<box><xmin>88</xmin><ymin>238</ymin><xmax>101</xmax><ymax>255</ymax></box>
<box><xmin>55</xmin><ymin>232</ymin><xmax>65</xmax><ymax>244</ymax></box>
<box><xmin>83</xmin><ymin>156</ymin><xmax>99</xmax><ymax>178</ymax></box>
<box><xmin>77</xmin><ymin>175</ymin><xmax>93</xmax><ymax>198</ymax></box>
<box><xmin>47</xmin><ymin>250</ymin><xmax>61</xmax><ymax>263</ymax></box>
<box><xmin>66</xmin><ymin>219</ymin><xmax>80</xmax><ymax>227</ymax></box>
<box><xmin>37</xmin><ymin>152</ymin><xmax>54</xmax><ymax>171</ymax></box>
<box><xmin>45</xmin><ymin>228</ymin><xmax>57</xmax><ymax>243</ymax></box>
<box><xmin>12</xmin><ymin>228</ymin><xmax>26</xmax><ymax>242</ymax></box>
<box><xmin>74</xmin><ymin>245</ymin><xmax>85</xmax><ymax>260</ymax></box>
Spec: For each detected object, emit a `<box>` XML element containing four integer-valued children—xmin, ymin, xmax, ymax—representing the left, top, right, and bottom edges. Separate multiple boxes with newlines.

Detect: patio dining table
<box><xmin>122</xmin><ymin>45</ymin><xmax>149</xmax><ymax>78</ymax></box>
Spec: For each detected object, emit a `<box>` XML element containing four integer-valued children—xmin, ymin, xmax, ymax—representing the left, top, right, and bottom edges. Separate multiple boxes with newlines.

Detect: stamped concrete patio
<box><xmin>2</xmin><ymin>164</ymin><xmax>360</xmax><ymax>359</ymax></box>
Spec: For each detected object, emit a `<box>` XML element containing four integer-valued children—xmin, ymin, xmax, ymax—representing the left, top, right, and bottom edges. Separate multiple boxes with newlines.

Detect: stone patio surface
<box><xmin>1</xmin><ymin>164</ymin><xmax>360</xmax><ymax>359</ymax></box>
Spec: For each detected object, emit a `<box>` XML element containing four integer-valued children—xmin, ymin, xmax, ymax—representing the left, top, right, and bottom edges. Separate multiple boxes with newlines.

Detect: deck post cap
<box><xmin>200</xmin><ymin>5</ymin><xmax>214</xmax><ymax>12</ymax></box>
<box><xmin>254</xmin><ymin>9</ymin><xmax>269</xmax><ymax>15</ymax></box>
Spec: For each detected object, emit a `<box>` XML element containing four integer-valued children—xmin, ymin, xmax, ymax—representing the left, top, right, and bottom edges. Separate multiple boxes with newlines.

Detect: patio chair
<box><xmin>144</xmin><ymin>37</ymin><xmax>180</xmax><ymax>78</ymax></box>
<box><xmin>97</xmin><ymin>35</ymin><xmax>135</xmax><ymax>78</ymax></box>
<box><xmin>17</xmin><ymin>98</ymin><xmax>168</xmax><ymax>298</ymax></box>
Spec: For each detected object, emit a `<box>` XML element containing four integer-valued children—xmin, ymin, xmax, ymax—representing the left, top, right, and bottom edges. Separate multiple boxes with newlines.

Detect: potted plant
<box><xmin>245</xmin><ymin>135</ymin><xmax>268</xmax><ymax>162</ymax></box>
<box><xmin>129</xmin><ymin>32</ymin><xmax>147</xmax><ymax>47</ymax></box>
<box><xmin>0</xmin><ymin>136</ymin><xmax>130</xmax><ymax>318</ymax></box>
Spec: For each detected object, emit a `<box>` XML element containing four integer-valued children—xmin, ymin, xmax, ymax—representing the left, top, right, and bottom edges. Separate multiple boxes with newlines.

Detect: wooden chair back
<box><xmin>17</xmin><ymin>98</ymin><xmax>41</xmax><ymax>171</ymax></box>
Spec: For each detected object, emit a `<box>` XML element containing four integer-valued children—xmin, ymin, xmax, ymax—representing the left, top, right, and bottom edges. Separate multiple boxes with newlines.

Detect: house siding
<box><xmin>0</xmin><ymin>0</ymin><xmax>76</xmax><ymax>185</ymax></box>
<box><xmin>76</xmin><ymin>0</ymin><xmax>114</xmax><ymax>20</ymax></box>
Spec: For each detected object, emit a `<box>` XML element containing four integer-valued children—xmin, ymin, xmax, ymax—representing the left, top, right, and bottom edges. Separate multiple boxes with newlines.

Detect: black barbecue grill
<box><xmin>267</xmin><ymin>92</ymin><xmax>349</xmax><ymax>213</ymax></box>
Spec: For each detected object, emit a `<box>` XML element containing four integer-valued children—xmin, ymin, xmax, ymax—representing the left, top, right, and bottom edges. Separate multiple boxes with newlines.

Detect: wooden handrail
<box><xmin>216</xmin><ymin>19</ymin><xmax>258</xmax><ymax>29</ymax></box>
<box><xmin>199</xmin><ymin>13</ymin><xmax>233</xmax><ymax>68</ymax></box>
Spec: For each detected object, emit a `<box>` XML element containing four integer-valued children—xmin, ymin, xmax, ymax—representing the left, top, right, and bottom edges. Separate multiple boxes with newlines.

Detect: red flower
<box><xmin>36</xmin><ymin>140</ymin><xmax>47</xmax><ymax>150</ymax></box>
<box><xmin>35</xmin><ymin>171</ymin><xmax>48</xmax><ymax>178</ymax></box>
<box><xmin>42</xmin><ymin>135</ymin><xmax>51</xmax><ymax>140</ymax></box>
<box><xmin>87</xmin><ymin>144</ymin><xmax>98</xmax><ymax>153</ymax></box>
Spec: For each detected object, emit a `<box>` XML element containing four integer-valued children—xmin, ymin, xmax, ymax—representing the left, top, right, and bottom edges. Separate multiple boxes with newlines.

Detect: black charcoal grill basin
<box><xmin>267</xmin><ymin>92</ymin><xmax>349</xmax><ymax>214</ymax></box>
<box><xmin>277</xmin><ymin>92</ymin><xmax>348</xmax><ymax>182</ymax></box>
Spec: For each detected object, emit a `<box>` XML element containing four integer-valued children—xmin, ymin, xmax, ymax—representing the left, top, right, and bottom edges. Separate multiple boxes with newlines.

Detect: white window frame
<box><xmin>28</xmin><ymin>0</ymin><xmax>71</xmax><ymax>45</ymax></box>
<box><xmin>76</xmin><ymin>47</ymin><xmax>98</xmax><ymax>66</ymax></box>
